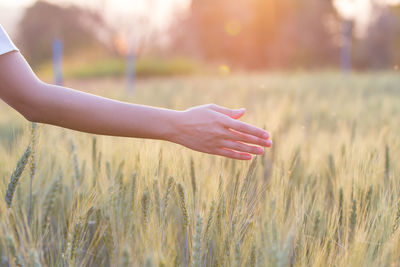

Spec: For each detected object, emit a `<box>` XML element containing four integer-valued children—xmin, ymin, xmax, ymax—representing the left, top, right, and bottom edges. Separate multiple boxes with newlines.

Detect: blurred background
<box><xmin>1</xmin><ymin>0</ymin><xmax>400</xmax><ymax>80</ymax></box>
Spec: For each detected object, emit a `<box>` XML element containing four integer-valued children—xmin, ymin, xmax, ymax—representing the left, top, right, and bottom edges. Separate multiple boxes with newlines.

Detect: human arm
<box><xmin>0</xmin><ymin>51</ymin><xmax>271</xmax><ymax>160</ymax></box>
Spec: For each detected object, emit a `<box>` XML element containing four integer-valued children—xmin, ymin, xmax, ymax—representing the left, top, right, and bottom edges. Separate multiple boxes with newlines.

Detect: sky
<box><xmin>1</xmin><ymin>0</ymin><xmax>399</xmax><ymax>37</ymax></box>
<box><xmin>334</xmin><ymin>0</ymin><xmax>400</xmax><ymax>35</ymax></box>
<box><xmin>0</xmin><ymin>0</ymin><xmax>190</xmax><ymax>37</ymax></box>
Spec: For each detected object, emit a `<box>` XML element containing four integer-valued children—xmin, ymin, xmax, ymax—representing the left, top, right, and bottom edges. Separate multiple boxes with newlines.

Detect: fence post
<box><xmin>341</xmin><ymin>20</ymin><xmax>352</xmax><ymax>73</ymax></box>
<box><xmin>126</xmin><ymin>51</ymin><xmax>136</xmax><ymax>93</ymax></box>
<box><xmin>52</xmin><ymin>38</ymin><xmax>63</xmax><ymax>85</ymax></box>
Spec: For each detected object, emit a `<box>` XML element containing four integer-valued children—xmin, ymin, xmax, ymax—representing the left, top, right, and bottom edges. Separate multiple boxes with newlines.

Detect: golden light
<box><xmin>219</xmin><ymin>65</ymin><xmax>230</xmax><ymax>75</ymax></box>
<box><xmin>224</xmin><ymin>20</ymin><xmax>242</xmax><ymax>36</ymax></box>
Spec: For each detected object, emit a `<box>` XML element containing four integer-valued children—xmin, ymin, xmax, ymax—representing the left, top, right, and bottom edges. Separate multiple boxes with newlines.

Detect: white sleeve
<box><xmin>0</xmin><ymin>25</ymin><xmax>18</xmax><ymax>56</ymax></box>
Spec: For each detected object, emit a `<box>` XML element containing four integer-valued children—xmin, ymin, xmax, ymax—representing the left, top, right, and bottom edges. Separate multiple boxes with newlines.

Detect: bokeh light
<box><xmin>218</xmin><ymin>64</ymin><xmax>230</xmax><ymax>75</ymax></box>
<box><xmin>224</xmin><ymin>20</ymin><xmax>242</xmax><ymax>36</ymax></box>
<box><xmin>113</xmin><ymin>33</ymin><xmax>127</xmax><ymax>56</ymax></box>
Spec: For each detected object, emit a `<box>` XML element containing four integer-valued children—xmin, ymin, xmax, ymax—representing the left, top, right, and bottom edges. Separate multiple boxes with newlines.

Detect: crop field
<box><xmin>0</xmin><ymin>72</ymin><xmax>399</xmax><ymax>266</ymax></box>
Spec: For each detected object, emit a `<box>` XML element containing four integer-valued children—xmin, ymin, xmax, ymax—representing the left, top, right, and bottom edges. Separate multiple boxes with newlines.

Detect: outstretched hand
<box><xmin>171</xmin><ymin>104</ymin><xmax>272</xmax><ymax>160</ymax></box>
<box><xmin>0</xmin><ymin>53</ymin><xmax>270</xmax><ymax>161</ymax></box>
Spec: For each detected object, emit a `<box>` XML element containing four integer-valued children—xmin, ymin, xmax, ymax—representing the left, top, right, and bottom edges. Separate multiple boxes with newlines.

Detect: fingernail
<box><xmin>244</xmin><ymin>154</ymin><xmax>252</xmax><ymax>160</ymax></box>
<box><xmin>257</xmin><ymin>147</ymin><xmax>264</xmax><ymax>154</ymax></box>
<box><xmin>263</xmin><ymin>132</ymin><xmax>270</xmax><ymax>139</ymax></box>
<box><xmin>266</xmin><ymin>140</ymin><xmax>273</xmax><ymax>146</ymax></box>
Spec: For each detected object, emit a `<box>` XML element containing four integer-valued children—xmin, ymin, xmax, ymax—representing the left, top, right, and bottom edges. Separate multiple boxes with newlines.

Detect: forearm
<box><xmin>0</xmin><ymin>52</ymin><xmax>271</xmax><ymax>160</ymax></box>
<box><xmin>28</xmin><ymin>82</ymin><xmax>179</xmax><ymax>140</ymax></box>
<box><xmin>0</xmin><ymin>52</ymin><xmax>179</xmax><ymax>140</ymax></box>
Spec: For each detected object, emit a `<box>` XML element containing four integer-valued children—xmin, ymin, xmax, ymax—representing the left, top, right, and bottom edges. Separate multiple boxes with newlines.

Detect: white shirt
<box><xmin>0</xmin><ymin>25</ymin><xmax>18</xmax><ymax>56</ymax></box>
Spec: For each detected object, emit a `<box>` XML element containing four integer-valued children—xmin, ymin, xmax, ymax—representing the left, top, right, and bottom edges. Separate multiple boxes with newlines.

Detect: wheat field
<box><xmin>0</xmin><ymin>72</ymin><xmax>399</xmax><ymax>266</ymax></box>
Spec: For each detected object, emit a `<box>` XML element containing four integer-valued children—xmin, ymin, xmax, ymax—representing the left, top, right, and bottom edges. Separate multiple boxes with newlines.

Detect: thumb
<box><xmin>209</xmin><ymin>104</ymin><xmax>245</xmax><ymax>119</ymax></box>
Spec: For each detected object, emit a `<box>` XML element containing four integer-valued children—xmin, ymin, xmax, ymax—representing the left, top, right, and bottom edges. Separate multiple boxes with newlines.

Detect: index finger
<box><xmin>224</xmin><ymin>119</ymin><xmax>269</xmax><ymax>139</ymax></box>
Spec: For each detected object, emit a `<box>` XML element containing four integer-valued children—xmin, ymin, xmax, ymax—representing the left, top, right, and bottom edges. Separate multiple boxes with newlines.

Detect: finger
<box><xmin>214</xmin><ymin>148</ymin><xmax>252</xmax><ymax>160</ymax></box>
<box><xmin>209</xmin><ymin>104</ymin><xmax>245</xmax><ymax>119</ymax></box>
<box><xmin>221</xmin><ymin>140</ymin><xmax>264</xmax><ymax>155</ymax></box>
<box><xmin>224</xmin><ymin>119</ymin><xmax>269</xmax><ymax>139</ymax></box>
<box><xmin>227</xmin><ymin>129</ymin><xmax>272</xmax><ymax>147</ymax></box>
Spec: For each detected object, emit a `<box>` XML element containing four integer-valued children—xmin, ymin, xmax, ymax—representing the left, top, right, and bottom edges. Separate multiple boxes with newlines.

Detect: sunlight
<box><xmin>335</xmin><ymin>0</ymin><xmax>400</xmax><ymax>20</ymax></box>
<box><xmin>334</xmin><ymin>0</ymin><xmax>357</xmax><ymax>19</ymax></box>
<box><xmin>0</xmin><ymin>0</ymin><xmax>34</xmax><ymax>8</ymax></box>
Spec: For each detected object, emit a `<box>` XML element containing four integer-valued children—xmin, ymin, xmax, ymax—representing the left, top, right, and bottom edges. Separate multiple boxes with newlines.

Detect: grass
<box><xmin>36</xmin><ymin>57</ymin><xmax>199</xmax><ymax>80</ymax></box>
<box><xmin>0</xmin><ymin>71</ymin><xmax>399</xmax><ymax>266</ymax></box>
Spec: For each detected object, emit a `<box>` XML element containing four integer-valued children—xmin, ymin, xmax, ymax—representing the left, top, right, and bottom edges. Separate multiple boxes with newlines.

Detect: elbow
<box><xmin>22</xmin><ymin>110</ymin><xmax>41</xmax><ymax>123</ymax></box>
<box><xmin>16</xmin><ymin>82</ymin><xmax>46</xmax><ymax>123</ymax></box>
<box><xmin>16</xmin><ymin>102</ymin><xmax>42</xmax><ymax>123</ymax></box>
<box><xmin>15</xmin><ymin>96</ymin><xmax>43</xmax><ymax>123</ymax></box>
<box><xmin>6</xmin><ymin>99</ymin><xmax>42</xmax><ymax>123</ymax></box>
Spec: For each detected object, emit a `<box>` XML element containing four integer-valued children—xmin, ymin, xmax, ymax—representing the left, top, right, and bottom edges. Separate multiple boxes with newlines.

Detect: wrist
<box><xmin>160</xmin><ymin>109</ymin><xmax>184</xmax><ymax>143</ymax></box>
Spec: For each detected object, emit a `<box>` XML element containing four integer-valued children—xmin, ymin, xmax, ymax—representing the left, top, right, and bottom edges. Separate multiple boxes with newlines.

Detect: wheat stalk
<box><xmin>249</xmin><ymin>243</ymin><xmax>256</xmax><ymax>267</ymax></box>
<box><xmin>157</xmin><ymin>148</ymin><xmax>163</xmax><ymax>177</ymax></box>
<box><xmin>177</xmin><ymin>183</ymin><xmax>189</xmax><ymax>228</ymax></box>
<box><xmin>234</xmin><ymin>240</ymin><xmax>241</xmax><ymax>267</ymax></box>
<box><xmin>29</xmin><ymin>249</ymin><xmax>42</xmax><ymax>267</ymax></box>
<box><xmin>122</xmin><ymin>245</ymin><xmax>130</xmax><ymax>267</ymax></box>
<box><xmin>190</xmin><ymin>157</ymin><xmax>197</xmax><ymax>198</ymax></box>
<box><xmin>106</xmin><ymin>161</ymin><xmax>112</xmax><ymax>180</ymax></box>
<box><xmin>5</xmin><ymin>234</ymin><xmax>23</xmax><ymax>267</ymax></box>
<box><xmin>204</xmin><ymin>200</ymin><xmax>216</xmax><ymax>243</ymax></box>
<box><xmin>103</xmin><ymin>216</ymin><xmax>114</xmax><ymax>264</ymax></box>
<box><xmin>153</xmin><ymin>179</ymin><xmax>161</xmax><ymax>223</ymax></box>
<box><xmin>349</xmin><ymin>199</ymin><xmax>357</xmax><ymax>243</ymax></box>
<box><xmin>240</xmin><ymin>157</ymin><xmax>258</xmax><ymax>200</ymax></box>
<box><xmin>28</xmin><ymin>123</ymin><xmax>38</xmax><ymax>224</ymax></box>
<box><xmin>162</xmin><ymin>176</ymin><xmax>175</xmax><ymax>221</ymax></box>
<box><xmin>337</xmin><ymin>187</ymin><xmax>344</xmax><ymax>243</ymax></box>
<box><xmin>70</xmin><ymin>139</ymin><xmax>80</xmax><ymax>186</ymax></box>
<box><xmin>5</xmin><ymin>145</ymin><xmax>31</xmax><ymax>209</ymax></box>
<box><xmin>192</xmin><ymin>212</ymin><xmax>203</xmax><ymax>267</ymax></box>
<box><xmin>177</xmin><ymin>183</ymin><xmax>189</xmax><ymax>265</ymax></box>
<box><xmin>70</xmin><ymin>221</ymin><xmax>82</xmax><ymax>261</ymax></box>
<box><xmin>141</xmin><ymin>189</ymin><xmax>150</xmax><ymax>228</ymax></box>
<box><xmin>131</xmin><ymin>172</ymin><xmax>137</xmax><ymax>214</ymax></box>
<box><xmin>385</xmin><ymin>144</ymin><xmax>390</xmax><ymax>183</ymax></box>
<box><xmin>92</xmin><ymin>136</ymin><xmax>97</xmax><ymax>178</ymax></box>
<box><xmin>42</xmin><ymin>171</ymin><xmax>62</xmax><ymax>231</ymax></box>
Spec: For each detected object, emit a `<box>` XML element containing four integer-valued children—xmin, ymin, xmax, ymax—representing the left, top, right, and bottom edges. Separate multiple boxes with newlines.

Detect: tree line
<box><xmin>16</xmin><ymin>0</ymin><xmax>400</xmax><ymax>70</ymax></box>
<box><xmin>169</xmin><ymin>0</ymin><xmax>400</xmax><ymax>70</ymax></box>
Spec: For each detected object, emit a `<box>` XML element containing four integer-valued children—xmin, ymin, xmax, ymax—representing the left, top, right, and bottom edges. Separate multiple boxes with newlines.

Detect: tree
<box><xmin>354</xmin><ymin>6</ymin><xmax>400</xmax><ymax>69</ymax></box>
<box><xmin>274</xmin><ymin>0</ymin><xmax>340</xmax><ymax>68</ymax></box>
<box><xmin>16</xmin><ymin>1</ymin><xmax>110</xmax><ymax>67</ymax></box>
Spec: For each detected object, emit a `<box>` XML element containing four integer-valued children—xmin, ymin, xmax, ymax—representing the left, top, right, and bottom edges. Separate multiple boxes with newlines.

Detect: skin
<box><xmin>0</xmin><ymin>51</ymin><xmax>272</xmax><ymax>160</ymax></box>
